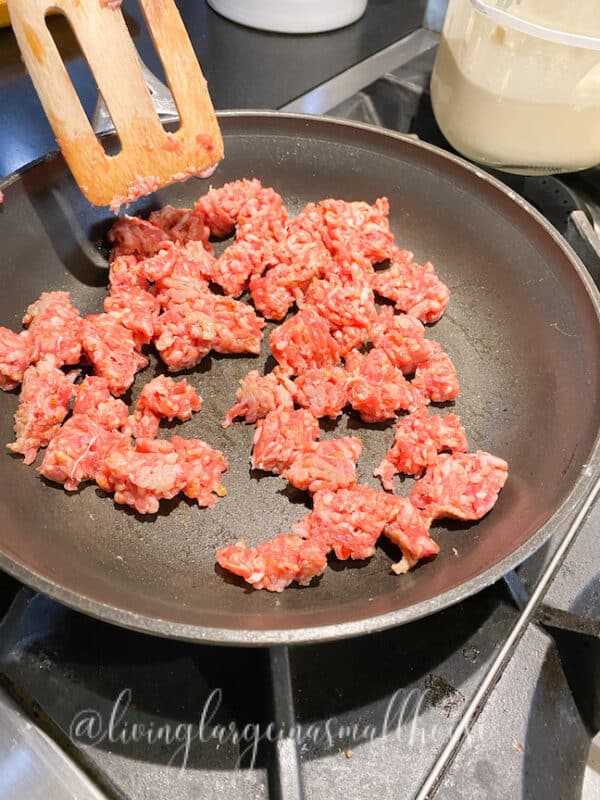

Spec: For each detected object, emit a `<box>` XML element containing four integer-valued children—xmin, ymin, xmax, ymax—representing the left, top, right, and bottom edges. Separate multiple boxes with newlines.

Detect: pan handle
<box><xmin>92</xmin><ymin>59</ymin><xmax>178</xmax><ymax>135</ymax></box>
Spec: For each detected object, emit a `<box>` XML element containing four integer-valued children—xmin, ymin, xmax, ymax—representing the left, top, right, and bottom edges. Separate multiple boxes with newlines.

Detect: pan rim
<box><xmin>1</xmin><ymin>110</ymin><xmax>599</xmax><ymax>646</ymax></box>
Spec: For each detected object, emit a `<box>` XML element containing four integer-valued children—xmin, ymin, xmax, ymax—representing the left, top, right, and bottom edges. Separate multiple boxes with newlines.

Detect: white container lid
<box><xmin>206</xmin><ymin>0</ymin><xmax>368</xmax><ymax>34</ymax></box>
<box><xmin>471</xmin><ymin>0</ymin><xmax>600</xmax><ymax>50</ymax></box>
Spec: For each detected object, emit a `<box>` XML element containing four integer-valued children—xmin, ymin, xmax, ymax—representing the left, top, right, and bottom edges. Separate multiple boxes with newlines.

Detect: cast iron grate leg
<box><xmin>268</xmin><ymin>646</ymin><xmax>305</xmax><ymax>800</ymax></box>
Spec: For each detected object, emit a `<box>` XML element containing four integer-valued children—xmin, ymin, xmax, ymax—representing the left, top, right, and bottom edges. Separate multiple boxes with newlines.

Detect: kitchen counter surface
<box><xmin>0</xmin><ymin>0</ymin><xmax>425</xmax><ymax>179</ymax></box>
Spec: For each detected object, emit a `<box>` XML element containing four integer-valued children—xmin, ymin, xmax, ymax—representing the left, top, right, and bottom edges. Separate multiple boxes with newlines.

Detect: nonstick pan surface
<box><xmin>0</xmin><ymin>112</ymin><xmax>599</xmax><ymax>645</ymax></box>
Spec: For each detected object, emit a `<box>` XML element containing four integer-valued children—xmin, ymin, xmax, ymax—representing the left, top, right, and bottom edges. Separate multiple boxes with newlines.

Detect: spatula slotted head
<box><xmin>8</xmin><ymin>0</ymin><xmax>223</xmax><ymax>209</ymax></box>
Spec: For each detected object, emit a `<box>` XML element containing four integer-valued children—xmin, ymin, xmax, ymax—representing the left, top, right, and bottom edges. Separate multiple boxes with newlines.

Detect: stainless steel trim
<box><xmin>280</xmin><ymin>28</ymin><xmax>439</xmax><ymax>114</ymax></box>
<box><xmin>92</xmin><ymin>60</ymin><xmax>177</xmax><ymax>135</ymax></box>
<box><xmin>0</xmin><ymin>684</ymin><xmax>108</xmax><ymax>800</ymax></box>
<box><xmin>423</xmin><ymin>0</ymin><xmax>449</xmax><ymax>32</ymax></box>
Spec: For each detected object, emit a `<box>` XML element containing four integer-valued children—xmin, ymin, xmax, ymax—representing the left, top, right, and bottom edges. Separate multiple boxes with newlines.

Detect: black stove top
<box><xmin>1</xmin><ymin>32</ymin><xmax>600</xmax><ymax>800</ymax></box>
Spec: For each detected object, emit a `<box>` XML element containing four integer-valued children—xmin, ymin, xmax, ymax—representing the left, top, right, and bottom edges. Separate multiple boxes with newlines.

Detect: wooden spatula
<box><xmin>7</xmin><ymin>0</ymin><xmax>223</xmax><ymax>210</ymax></box>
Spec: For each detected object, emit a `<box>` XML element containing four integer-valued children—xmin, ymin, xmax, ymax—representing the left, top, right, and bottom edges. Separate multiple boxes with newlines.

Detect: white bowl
<box><xmin>206</xmin><ymin>0</ymin><xmax>368</xmax><ymax>34</ymax></box>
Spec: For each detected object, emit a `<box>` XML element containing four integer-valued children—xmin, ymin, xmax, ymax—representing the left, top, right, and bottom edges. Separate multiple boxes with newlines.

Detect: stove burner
<box><xmin>501</xmin><ymin>174</ymin><xmax>590</xmax><ymax>238</ymax></box>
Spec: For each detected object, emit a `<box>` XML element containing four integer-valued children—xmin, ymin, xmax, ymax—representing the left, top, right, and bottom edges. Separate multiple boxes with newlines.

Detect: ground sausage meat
<box><xmin>301</xmin><ymin>269</ymin><xmax>376</xmax><ymax>356</ymax></box>
<box><xmin>131</xmin><ymin>245</ymin><xmax>178</xmax><ymax>285</ymax></box>
<box><xmin>39</xmin><ymin>415</ymin><xmax>128</xmax><ymax>491</ymax></box>
<box><xmin>201</xmin><ymin>181</ymin><xmax>288</xmax><ymax>296</ymax></box>
<box><xmin>103</xmin><ymin>288</ymin><xmax>160</xmax><ymax>346</ymax></box>
<box><xmin>153</xmin><ymin>305</ymin><xmax>216</xmax><ymax>372</ymax></box>
<box><xmin>269</xmin><ymin>308</ymin><xmax>340</xmax><ymax>376</ymax></box>
<box><xmin>150</xmin><ymin>241</ymin><xmax>215</xmax><ymax>289</ymax></box>
<box><xmin>153</xmin><ymin>274</ymin><xmax>209</xmax><ymax>311</ymax></box>
<box><xmin>411</xmin><ymin>451</ymin><xmax>509</xmax><ymax>521</ymax></box>
<box><xmin>292</xmin><ymin>366</ymin><xmax>348</xmax><ymax>420</ymax></box>
<box><xmin>249</xmin><ymin>221</ymin><xmax>334</xmax><ymax>321</ymax></box>
<box><xmin>104</xmin><ymin>438</ymin><xmax>187</xmax><ymax>515</ymax></box>
<box><xmin>211</xmin><ymin>217</ymin><xmax>285</xmax><ymax>298</ymax></box>
<box><xmin>192</xmin><ymin>293</ymin><xmax>265</xmax><ymax>355</ymax></box>
<box><xmin>0</xmin><ymin>180</ymin><xmax>511</xmax><ymax>585</ymax></box>
<box><xmin>149</xmin><ymin>205</ymin><xmax>212</xmax><ymax>251</ymax></box>
<box><xmin>193</xmin><ymin>178</ymin><xmax>269</xmax><ymax>238</ymax></box>
<box><xmin>171</xmin><ymin>435</ymin><xmax>228</xmax><ymax>507</ymax></box>
<box><xmin>0</xmin><ymin>328</ymin><xmax>32</xmax><ymax>391</ymax></box>
<box><xmin>216</xmin><ymin>534</ymin><xmax>328</xmax><ymax>592</ymax></box>
<box><xmin>23</xmin><ymin>291</ymin><xmax>82</xmax><ymax>367</ymax></box>
<box><xmin>282</xmin><ymin>437</ymin><xmax>362</xmax><ymax>494</ymax></box>
<box><xmin>223</xmin><ymin>369</ymin><xmax>294</xmax><ymax>428</ymax></box>
<box><xmin>375</xmin><ymin>409</ymin><xmax>468</xmax><ymax>487</ymax></box>
<box><xmin>382</xmin><ymin>496</ymin><xmax>439</xmax><ymax>574</ymax></box>
<box><xmin>293</xmin><ymin>485</ymin><xmax>394</xmax><ymax>561</ymax></box>
<box><xmin>8</xmin><ymin>360</ymin><xmax>78</xmax><ymax>464</ymax></box>
<box><xmin>371</xmin><ymin>248</ymin><xmax>450</xmax><ymax>324</ymax></box>
<box><xmin>370</xmin><ymin>307</ymin><xmax>439</xmax><ymax>375</ymax></box>
<box><xmin>121</xmin><ymin>410</ymin><xmax>161</xmax><ymax>440</ymax></box>
<box><xmin>249</xmin><ymin>244</ymin><xmax>323</xmax><ymax>321</ymax></box>
<box><xmin>345</xmin><ymin>348</ymin><xmax>423</xmax><ymax>423</ymax></box>
<box><xmin>137</xmin><ymin>376</ymin><xmax>202</xmax><ymax>421</ymax></box>
<box><xmin>73</xmin><ymin>376</ymin><xmax>129</xmax><ymax>431</ymax></box>
<box><xmin>297</xmin><ymin>198</ymin><xmax>395</xmax><ymax>265</ymax></box>
<box><xmin>82</xmin><ymin>314</ymin><xmax>148</xmax><ymax>396</ymax></box>
<box><xmin>109</xmin><ymin>255</ymin><xmax>149</xmax><ymax>293</ymax></box>
<box><xmin>251</xmin><ymin>407</ymin><xmax>320</xmax><ymax>474</ymax></box>
<box><xmin>108</xmin><ymin>215</ymin><xmax>170</xmax><ymax>259</ymax></box>
<box><xmin>412</xmin><ymin>351</ymin><xmax>460</xmax><ymax>403</ymax></box>
<box><xmin>122</xmin><ymin>375</ymin><xmax>202</xmax><ymax>440</ymax></box>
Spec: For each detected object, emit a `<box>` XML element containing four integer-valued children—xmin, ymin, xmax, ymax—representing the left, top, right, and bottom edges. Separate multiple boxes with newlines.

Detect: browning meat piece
<box><xmin>39</xmin><ymin>415</ymin><xmax>129</xmax><ymax>491</ymax></box>
<box><xmin>372</xmin><ymin>248</ymin><xmax>450</xmax><ymax>323</ymax></box>
<box><xmin>149</xmin><ymin>205</ymin><xmax>212</xmax><ymax>251</ymax></box>
<box><xmin>370</xmin><ymin>307</ymin><xmax>439</xmax><ymax>375</ymax></box>
<box><xmin>23</xmin><ymin>291</ymin><xmax>82</xmax><ymax>367</ymax></box>
<box><xmin>411</xmin><ymin>451</ymin><xmax>508</xmax><ymax>521</ymax></box>
<box><xmin>269</xmin><ymin>308</ymin><xmax>340</xmax><ymax>376</ymax></box>
<box><xmin>292</xmin><ymin>366</ymin><xmax>348</xmax><ymax>420</ymax></box>
<box><xmin>375</xmin><ymin>408</ymin><xmax>468</xmax><ymax>487</ymax></box>
<box><xmin>73</xmin><ymin>376</ymin><xmax>129</xmax><ymax>431</ymax></box>
<box><xmin>107</xmin><ymin>215</ymin><xmax>170</xmax><ymax>259</ymax></box>
<box><xmin>0</xmin><ymin>328</ymin><xmax>32</xmax><ymax>391</ymax></box>
<box><xmin>81</xmin><ymin>313</ymin><xmax>148</xmax><ymax>396</ymax></box>
<box><xmin>293</xmin><ymin>485</ymin><xmax>394</xmax><ymax>561</ymax></box>
<box><xmin>251</xmin><ymin>407</ymin><xmax>320</xmax><ymax>474</ymax></box>
<box><xmin>216</xmin><ymin>535</ymin><xmax>328</xmax><ymax>592</ymax></box>
<box><xmin>8</xmin><ymin>359</ymin><xmax>78</xmax><ymax>464</ymax></box>
<box><xmin>382</xmin><ymin>495</ymin><xmax>439</xmax><ymax>574</ymax></box>
<box><xmin>223</xmin><ymin>369</ymin><xmax>294</xmax><ymax>428</ymax></box>
<box><xmin>345</xmin><ymin>348</ymin><xmax>423</xmax><ymax>423</ymax></box>
<box><xmin>412</xmin><ymin>351</ymin><xmax>460</xmax><ymax>403</ymax></box>
<box><xmin>282</xmin><ymin>437</ymin><xmax>362</xmax><ymax>494</ymax></box>
<box><xmin>153</xmin><ymin>305</ymin><xmax>216</xmax><ymax>372</ymax></box>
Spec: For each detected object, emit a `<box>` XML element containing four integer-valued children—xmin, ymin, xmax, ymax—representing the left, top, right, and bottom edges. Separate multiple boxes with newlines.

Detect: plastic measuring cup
<box><xmin>430</xmin><ymin>0</ymin><xmax>600</xmax><ymax>175</ymax></box>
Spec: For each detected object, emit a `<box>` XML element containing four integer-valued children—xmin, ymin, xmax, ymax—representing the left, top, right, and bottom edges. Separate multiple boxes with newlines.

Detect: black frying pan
<box><xmin>0</xmin><ymin>112</ymin><xmax>599</xmax><ymax>645</ymax></box>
